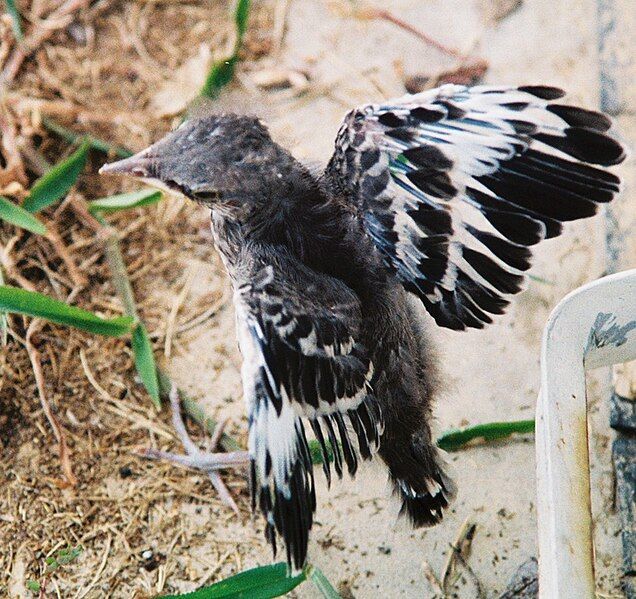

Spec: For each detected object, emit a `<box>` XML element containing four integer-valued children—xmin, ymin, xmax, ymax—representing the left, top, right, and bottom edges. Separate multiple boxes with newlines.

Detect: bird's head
<box><xmin>100</xmin><ymin>114</ymin><xmax>295</xmax><ymax>211</ymax></box>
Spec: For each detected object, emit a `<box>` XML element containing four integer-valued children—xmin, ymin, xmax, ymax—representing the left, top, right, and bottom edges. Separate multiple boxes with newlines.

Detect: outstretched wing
<box><xmin>327</xmin><ymin>84</ymin><xmax>625</xmax><ymax>330</ymax></box>
<box><xmin>235</xmin><ymin>250</ymin><xmax>381</xmax><ymax>570</ymax></box>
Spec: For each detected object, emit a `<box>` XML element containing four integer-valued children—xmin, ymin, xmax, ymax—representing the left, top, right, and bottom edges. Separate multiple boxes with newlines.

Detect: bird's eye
<box><xmin>194</xmin><ymin>190</ymin><xmax>221</xmax><ymax>201</ymax></box>
<box><xmin>166</xmin><ymin>180</ymin><xmax>192</xmax><ymax>196</ymax></box>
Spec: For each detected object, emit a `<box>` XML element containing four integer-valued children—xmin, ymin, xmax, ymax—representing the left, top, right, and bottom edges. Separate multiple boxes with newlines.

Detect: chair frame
<box><xmin>536</xmin><ymin>269</ymin><xmax>636</xmax><ymax>597</ymax></box>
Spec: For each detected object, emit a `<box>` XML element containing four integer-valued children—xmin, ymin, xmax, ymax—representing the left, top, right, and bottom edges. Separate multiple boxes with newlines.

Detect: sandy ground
<box><xmin>166</xmin><ymin>1</ymin><xmax>635</xmax><ymax>597</ymax></box>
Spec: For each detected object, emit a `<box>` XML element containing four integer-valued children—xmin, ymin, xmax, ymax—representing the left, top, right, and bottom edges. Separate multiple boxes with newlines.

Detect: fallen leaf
<box><xmin>404</xmin><ymin>74</ymin><xmax>431</xmax><ymax>94</ymax></box>
<box><xmin>482</xmin><ymin>0</ymin><xmax>523</xmax><ymax>24</ymax></box>
<box><xmin>434</xmin><ymin>59</ymin><xmax>489</xmax><ymax>86</ymax></box>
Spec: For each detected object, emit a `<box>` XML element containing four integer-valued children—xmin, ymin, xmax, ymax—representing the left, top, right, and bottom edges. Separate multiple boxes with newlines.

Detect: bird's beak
<box><xmin>99</xmin><ymin>151</ymin><xmax>152</xmax><ymax>177</ymax></box>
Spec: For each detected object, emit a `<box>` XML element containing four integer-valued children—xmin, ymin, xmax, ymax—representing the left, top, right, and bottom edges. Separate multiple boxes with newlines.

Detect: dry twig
<box><xmin>164</xmin><ymin>264</ymin><xmax>198</xmax><ymax>358</ymax></box>
<box><xmin>1</xmin><ymin>234</ymin><xmax>37</xmax><ymax>291</ymax></box>
<box><xmin>271</xmin><ymin>0</ymin><xmax>292</xmax><ymax>57</ymax></box>
<box><xmin>0</xmin><ymin>101</ymin><xmax>27</xmax><ymax>187</ymax></box>
<box><xmin>355</xmin><ymin>8</ymin><xmax>464</xmax><ymax>59</ymax></box>
<box><xmin>442</xmin><ymin>519</ymin><xmax>478</xmax><ymax>595</ymax></box>
<box><xmin>26</xmin><ymin>319</ymin><xmax>78</xmax><ymax>486</ymax></box>
<box><xmin>1</xmin><ymin>0</ymin><xmax>90</xmax><ymax>85</ymax></box>
<box><xmin>43</xmin><ymin>219</ymin><xmax>88</xmax><ymax>288</ymax></box>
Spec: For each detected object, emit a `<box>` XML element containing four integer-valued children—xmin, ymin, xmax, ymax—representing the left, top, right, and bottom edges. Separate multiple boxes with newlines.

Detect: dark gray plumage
<box><xmin>101</xmin><ymin>84</ymin><xmax>625</xmax><ymax>570</ymax></box>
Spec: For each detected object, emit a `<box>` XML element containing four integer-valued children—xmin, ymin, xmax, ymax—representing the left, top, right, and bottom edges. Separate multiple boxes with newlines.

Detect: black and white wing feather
<box><xmin>235</xmin><ymin>251</ymin><xmax>381</xmax><ymax>570</ymax></box>
<box><xmin>328</xmin><ymin>84</ymin><xmax>625</xmax><ymax>330</ymax></box>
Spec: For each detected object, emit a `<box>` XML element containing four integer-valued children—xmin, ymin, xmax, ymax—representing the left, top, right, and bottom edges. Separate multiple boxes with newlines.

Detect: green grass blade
<box><xmin>0</xmin><ymin>196</ymin><xmax>47</xmax><ymax>234</ymax></box>
<box><xmin>200</xmin><ymin>56</ymin><xmax>239</xmax><ymax>99</ymax></box>
<box><xmin>436</xmin><ymin>419</ymin><xmax>535</xmax><ymax>452</ymax></box>
<box><xmin>132</xmin><ymin>323</ymin><xmax>160</xmax><ymax>409</ymax></box>
<box><xmin>5</xmin><ymin>0</ymin><xmax>23</xmax><ymax>40</ymax></box>
<box><xmin>100</xmin><ymin>221</ymin><xmax>161</xmax><ymax>409</ymax></box>
<box><xmin>528</xmin><ymin>273</ymin><xmax>556</xmax><ymax>286</ymax></box>
<box><xmin>200</xmin><ymin>0</ymin><xmax>251</xmax><ymax>99</ymax></box>
<box><xmin>234</xmin><ymin>0</ymin><xmax>251</xmax><ymax>37</ymax></box>
<box><xmin>43</xmin><ymin>117</ymin><xmax>133</xmax><ymax>159</ymax></box>
<box><xmin>23</xmin><ymin>139</ymin><xmax>90</xmax><ymax>213</ymax></box>
<box><xmin>88</xmin><ymin>189</ymin><xmax>163</xmax><ymax>214</ymax></box>
<box><xmin>307</xmin><ymin>566</ymin><xmax>342</xmax><ymax>599</ymax></box>
<box><xmin>160</xmin><ymin>562</ymin><xmax>306</xmax><ymax>598</ymax></box>
<box><xmin>308</xmin><ymin>438</ymin><xmax>334</xmax><ymax>465</ymax></box>
<box><xmin>0</xmin><ymin>285</ymin><xmax>134</xmax><ymax>337</ymax></box>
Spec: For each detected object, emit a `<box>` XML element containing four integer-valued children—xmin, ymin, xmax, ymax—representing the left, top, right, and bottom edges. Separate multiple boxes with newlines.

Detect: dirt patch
<box><xmin>0</xmin><ymin>1</ymin><xmax>276</xmax><ymax>595</ymax></box>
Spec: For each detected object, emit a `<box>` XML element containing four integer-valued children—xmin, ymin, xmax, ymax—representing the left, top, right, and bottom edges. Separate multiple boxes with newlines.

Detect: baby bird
<box><xmin>101</xmin><ymin>84</ymin><xmax>625</xmax><ymax>570</ymax></box>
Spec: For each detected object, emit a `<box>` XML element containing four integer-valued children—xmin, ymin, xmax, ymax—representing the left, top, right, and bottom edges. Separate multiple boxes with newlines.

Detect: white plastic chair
<box><xmin>536</xmin><ymin>269</ymin><xmax>636</xmax><ymax>598</ymax></box>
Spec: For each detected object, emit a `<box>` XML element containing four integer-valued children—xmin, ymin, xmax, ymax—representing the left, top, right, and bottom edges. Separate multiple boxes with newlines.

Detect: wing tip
<box><xmin>517</xmin><ymin>85</ymin><xmax>565</xmax><ymax>100</ymax></box>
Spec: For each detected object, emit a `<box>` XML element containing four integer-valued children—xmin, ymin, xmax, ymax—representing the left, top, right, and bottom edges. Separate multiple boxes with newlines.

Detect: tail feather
<box><xmin>309</xmin><ymin>395</ymin><xmax>383</xmax><ymax>488</ymax></box>
<box><xmin>383</xmin><ymin>428</ymin><xmax>457</xmax><ymax>528</ymax></box>
<box><xmin>394</xmin><ymin>465</ymin><xmax>456</xmax><ymax>527</ymax></box>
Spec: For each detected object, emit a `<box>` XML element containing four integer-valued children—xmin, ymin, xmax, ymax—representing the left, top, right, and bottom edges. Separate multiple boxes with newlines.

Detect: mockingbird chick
<box><xmin>101</xmin><ymin>84</ymin><xmax>625</xmax><ymax>570</ymax></box>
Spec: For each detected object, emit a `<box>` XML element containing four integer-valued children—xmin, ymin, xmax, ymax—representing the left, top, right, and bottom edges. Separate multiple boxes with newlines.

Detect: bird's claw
<box><xmin>138</xmin><ymin>384</ymin><xmax>249</xmax><ymax>514</ymax></box>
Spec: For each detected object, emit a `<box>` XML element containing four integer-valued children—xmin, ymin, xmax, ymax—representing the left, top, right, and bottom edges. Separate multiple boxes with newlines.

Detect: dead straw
<box><xmin>26</xmin><ymin>319</ymin><xmax>78</xmax><ymax>486</ymax></box>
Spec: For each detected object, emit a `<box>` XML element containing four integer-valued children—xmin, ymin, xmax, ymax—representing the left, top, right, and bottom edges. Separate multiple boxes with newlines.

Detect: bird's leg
<box><xmin>138</xmin><ymin>384</ymin><xmax>249</xmax><ymax>514</ymax></box>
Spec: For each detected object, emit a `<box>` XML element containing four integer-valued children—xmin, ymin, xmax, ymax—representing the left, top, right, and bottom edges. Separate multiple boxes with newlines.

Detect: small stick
<box><xmin>148</xmin><ymin>299</ymin><xmax>225</xmax><ymax>340</ymax></box>
<box><xmin>1</xmin><ymin>234</ymin><xmax>37</xmax><ymax>291</ymax></box>
<box><xmin>450</xmin><ymin>549</ymin><xmax>485</xmax><ymax>599</ymax></box>
<box><xmin>442</xmin><ymin>519</ymin><xmax>477</xmax><ymax>593</ymax></box>
<box><xmin>17</xmin><ymin>138</ymin><xmax>52</xmax><ymax>176</ymax></box>
<box><xmin>164</xmin><ymin>265</ymin><xmax>198</xmax><ymax>359</ymax></box>
<box><xmin>421</xmin><ymin>561</ymin><xmax>444</xmax><ymax>596</ymax></box>
<box><xmin>67</xmin><ymin>194</ymin><xmax>110</xmax><ymax>238</ymax></box>
<box><xmin>356</xmin><ymin>8</ymin><xmax>464</xmax><ymax>59</ymax></box>
<box><xmin>26</xmin><ymin>319</ymin><xmax>77</xmax><ymax>486</ymax></box>
<box><xmin>43</xmin><ymin>220</ymin><xmax>88</xmax><ymax>288</ymax></box>
<box><xmin>0</xmin><ymin>102</ymin><xmax>27</xmax><ymax>187</ymax></box>
<box><xmin>0</xmin><ymin>0</ymin><xmax>90</xmax><ymax>84</ymax></box>
<box><xmin>271</xmin><ymin>0</ymin><xmax>292</xmax><ymax>57</ymax></box>
<box><xmin>168</xmin><ymin>381</ymin><xmax>198</xmax><ymax>455</ymax></box>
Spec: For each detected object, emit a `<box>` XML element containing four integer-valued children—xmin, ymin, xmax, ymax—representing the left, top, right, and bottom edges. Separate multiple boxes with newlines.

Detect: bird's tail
<box><xmin>384</xmin><ymin>433</ymin><xmax>456</xmax><ymax>527</ymax></box>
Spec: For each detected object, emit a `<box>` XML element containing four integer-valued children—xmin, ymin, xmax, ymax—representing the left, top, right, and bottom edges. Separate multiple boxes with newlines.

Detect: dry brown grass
<box><xmin>0</xmin><ymin>1</ymin><xmax>276</xmax><ymax>595</ymax></box>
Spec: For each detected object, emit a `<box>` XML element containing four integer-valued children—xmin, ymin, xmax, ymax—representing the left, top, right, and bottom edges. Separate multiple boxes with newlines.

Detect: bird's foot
<box><xmin>137</xmin><ymin>384</ymin><xmax>249</xmax><ymax>514</ymax></box>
